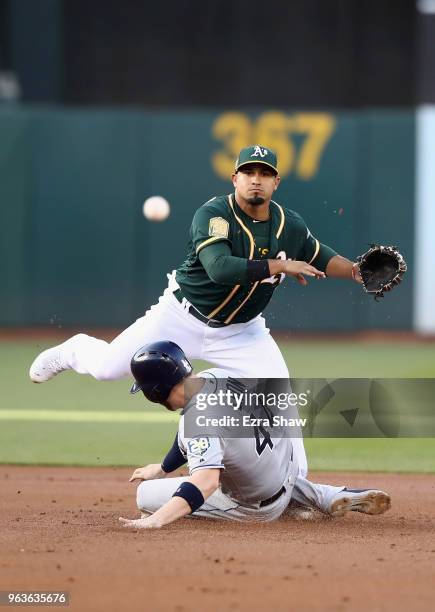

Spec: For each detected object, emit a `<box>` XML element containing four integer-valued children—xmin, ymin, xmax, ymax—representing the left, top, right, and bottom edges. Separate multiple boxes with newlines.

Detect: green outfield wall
<box><xmin>0</xmin><ymin>106</ymin><xmax>414</xmax><ymax>330</ymax></box>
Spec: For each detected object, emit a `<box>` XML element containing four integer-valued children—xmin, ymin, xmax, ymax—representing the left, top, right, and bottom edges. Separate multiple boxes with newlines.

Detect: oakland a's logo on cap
<box><xmin>250</xmin><ymin>145</ymin><xmax>268</xmax><ymax>158</ymax></box>
<box><xmin>235</xmin><ymin>145</ymin><xmax>278</xmax><ymax>173</ymax></box>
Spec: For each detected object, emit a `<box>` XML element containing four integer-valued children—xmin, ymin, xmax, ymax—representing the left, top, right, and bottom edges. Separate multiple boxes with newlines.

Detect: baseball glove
<box><xmin>356</xmin><ymin>245</ymin><xmax>407</xmax><ymax>300</ymax></box>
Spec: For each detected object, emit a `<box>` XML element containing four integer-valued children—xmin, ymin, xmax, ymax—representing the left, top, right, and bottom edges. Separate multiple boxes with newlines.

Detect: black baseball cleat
<box><xmin>329</xmin><ymin>488</ymin><xmax>391</xmax><ymax>517</ymax></box>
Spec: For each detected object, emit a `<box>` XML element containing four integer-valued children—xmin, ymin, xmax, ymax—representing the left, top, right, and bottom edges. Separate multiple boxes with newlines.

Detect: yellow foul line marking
<box><xmin>0</xmin><ymin>410</ymin><xmax>178</xmax><ymax>423</ymax></box>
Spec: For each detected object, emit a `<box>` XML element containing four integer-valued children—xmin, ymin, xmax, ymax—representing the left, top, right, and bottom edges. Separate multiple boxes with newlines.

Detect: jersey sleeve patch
<box><xmin>187</xmin><ymin>437</ymin><xmax>211</xmax><ymax>456</ymax></box>
<box><xmin>191</xmin><ymin>203</ymin><xmax>231</xmax><ymax>255</ymax></box>
<box><xmin>184</xmin><ymin>435</ymin><xmax>225</xmax><ymax>473</ymax></box>
<box><xmin>209</xmin><ymin>217</ymin><xmax>229</xmax><ymax>239</ymax></box>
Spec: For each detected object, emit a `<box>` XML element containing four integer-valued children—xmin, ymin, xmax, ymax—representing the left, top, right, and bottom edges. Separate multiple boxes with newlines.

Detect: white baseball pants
<box><xmin>135</xmin><ymin>474</ymin><xmax>344</xmax><ymax>522</ymax></box>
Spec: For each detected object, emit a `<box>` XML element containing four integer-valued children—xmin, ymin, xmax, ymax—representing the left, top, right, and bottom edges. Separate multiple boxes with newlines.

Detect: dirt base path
<box><xmin>1</xmin><ymin>467</ymin><xmax>434</xmax><ymax>612</ymax></box>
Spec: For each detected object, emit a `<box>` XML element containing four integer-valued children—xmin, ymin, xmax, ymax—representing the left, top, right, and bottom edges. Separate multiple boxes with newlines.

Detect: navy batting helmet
<box><xmin>130</xmin><ymin>341</ymin><xmax>192</xmax><ymax>403</ymax></box>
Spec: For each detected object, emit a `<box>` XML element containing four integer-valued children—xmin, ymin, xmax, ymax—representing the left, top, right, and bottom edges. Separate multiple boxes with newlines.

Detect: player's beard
<box><xmin>247</xmin><ymin>195</ymin><xmax>265</xmax><ymax>206</ymax></box>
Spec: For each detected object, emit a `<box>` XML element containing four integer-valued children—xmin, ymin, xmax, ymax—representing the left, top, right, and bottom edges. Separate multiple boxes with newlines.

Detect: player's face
<box><xmin>165</xmin><ymin>375</ymin><xmax>196</xmax><ymax>410</ymax></box>
<box><xmin>232</xmin><ymin>164</ymin><xmax>280</xmax><ymax>206</ymax></box>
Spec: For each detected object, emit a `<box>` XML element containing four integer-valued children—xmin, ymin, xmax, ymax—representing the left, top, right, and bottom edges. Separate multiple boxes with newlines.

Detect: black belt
<box><xmin>259</xmin><ymin>486</ymin><xmax>286</xmax><ymax>507</ymax></box>
<box><xmin>173</xmin><ymin>289</ymin><xmax>227</xmax><ymax>328</ymax></box>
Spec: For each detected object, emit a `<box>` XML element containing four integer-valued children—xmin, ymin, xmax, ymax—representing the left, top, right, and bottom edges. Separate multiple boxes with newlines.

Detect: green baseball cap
<box><xmin>235</xmin><ymin>145</ymin><xmax>278</xmax><ymax>174</ymax></box>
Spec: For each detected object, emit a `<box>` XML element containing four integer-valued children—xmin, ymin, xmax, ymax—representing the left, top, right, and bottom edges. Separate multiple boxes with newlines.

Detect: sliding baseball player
<box><xmin>119</xmin><ymin>341</ymin><xmax>391</xmax><ymax>528</ymax></box>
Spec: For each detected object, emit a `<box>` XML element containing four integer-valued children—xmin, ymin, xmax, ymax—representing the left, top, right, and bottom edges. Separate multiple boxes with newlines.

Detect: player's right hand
<box><xmin>129</xmin><ymin>463</ymin><xmax>166</xmax><ymax>482</ymax></box>
<box><xmin>281</xmin><ymin>260</ymin><xmax>326</xmax><ymax>286</ymax></box>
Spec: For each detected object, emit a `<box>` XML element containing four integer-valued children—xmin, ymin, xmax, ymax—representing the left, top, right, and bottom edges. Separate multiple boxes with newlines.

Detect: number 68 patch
<box><xmin>187</xmin><ymin>437</ymin><xmax>210</xmax><ymax>456</ymax></box>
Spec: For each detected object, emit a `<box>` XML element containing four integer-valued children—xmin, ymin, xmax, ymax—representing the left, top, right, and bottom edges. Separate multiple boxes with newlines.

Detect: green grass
<box><xmin>0</xmin><ymin>421</ymin><xmax>177</xmax><ymax>466</ymax></box>
<box><xmin>304</xmin><ymin>438</ymin><xmax>435</xmax><ymax>473</ymax></box>
<box><xmin>280</xmin><ymin>341</ymin><xmax>435</xmax><ymax>378</ymax></box>
<box><xmin>1</xmin><ymin>339</ymin><xmax>434</xmax><ymax>471</ymax></box>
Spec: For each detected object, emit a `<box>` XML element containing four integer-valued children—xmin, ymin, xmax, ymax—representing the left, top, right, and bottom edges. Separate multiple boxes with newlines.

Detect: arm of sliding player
<box><xmin>119</xmin><ymin>468</ymin><xmax>220</xmax><ymax>529</ymax></box>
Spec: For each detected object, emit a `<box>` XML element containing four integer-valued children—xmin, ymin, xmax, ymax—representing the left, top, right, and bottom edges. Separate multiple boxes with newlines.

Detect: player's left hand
<box><xmin>129</xmin><ymin>463</ymin><xmax>166</xmax><ymax>482</ymax></box>
<box><xmin>119</xmin><ymin>516</ymin><xmax>162</xmax><ymax>529</ymax></box>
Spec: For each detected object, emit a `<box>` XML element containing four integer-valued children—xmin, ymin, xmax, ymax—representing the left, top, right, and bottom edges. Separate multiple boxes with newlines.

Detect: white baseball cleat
<box><xmin>329</xmin><ymin>488</ymin><xmax>391</xmax><ymax>517</ymax></box>
<box><xmin>29</xmin><ymin>344</ymin><xmax>68</xmax><ymax>383</ymax></box>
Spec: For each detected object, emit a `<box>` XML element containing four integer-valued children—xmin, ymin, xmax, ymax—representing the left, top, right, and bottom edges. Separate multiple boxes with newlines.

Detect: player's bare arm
<box><xmin>325</xmin><ymin>255</ymin><xmax>363</xmax><ymax>283</ymax></box>
<box><xmin>120</xmin><ymin>468</ymin><xmax>220</xmax><ymax>529</ymax></box>
<box><xmin>268</xmin><ymin>255</ymin><xmax>363</xmax><ymax>286</ymax></box>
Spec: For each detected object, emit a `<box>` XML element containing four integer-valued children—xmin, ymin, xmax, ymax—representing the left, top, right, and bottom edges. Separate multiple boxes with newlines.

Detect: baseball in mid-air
<box><xmin>142</xmin><ymin>196</ymin><xmax>170</xmax><ymax>221</ymax></box>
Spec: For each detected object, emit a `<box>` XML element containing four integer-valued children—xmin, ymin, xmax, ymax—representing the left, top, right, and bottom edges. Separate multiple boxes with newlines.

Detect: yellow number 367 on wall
<box><xmin>211</xmin><ymin>111</ymin><xmax>336</xmax><ymax>181</ymax></box>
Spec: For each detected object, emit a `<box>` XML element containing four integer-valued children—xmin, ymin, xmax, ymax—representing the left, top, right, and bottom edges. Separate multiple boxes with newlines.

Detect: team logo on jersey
<box><xmin>209</xmin><ymin>217</ymin><xmax>229</xmax><ymax>239</ymax></box>
<box><xmin>187</xmin><ymin>437</ymin><xmax>210</xmax><ymax>456</ymax></box>
<box><xmin>260</xmin><ymin>250</ymin><xmax>287</xmax><ymax>286</ymax></box>
<box><xmin>251</xmin><ymin>145</ymin><xmax>268</xmax><ymax>158</ymax></box>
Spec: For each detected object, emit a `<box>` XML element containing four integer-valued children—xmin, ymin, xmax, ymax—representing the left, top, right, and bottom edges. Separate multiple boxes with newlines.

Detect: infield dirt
<box><xmin>1</xmin><ymin>467</ymin><xmax>434</xmax><ymax>612</ymax></box>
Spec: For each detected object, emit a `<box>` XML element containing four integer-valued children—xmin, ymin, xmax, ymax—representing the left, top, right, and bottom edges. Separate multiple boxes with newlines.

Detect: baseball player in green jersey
<box><xmin>29</xmin><ymin>145</ymin><xmax>363</xmax><ymax>478</ymax></box>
